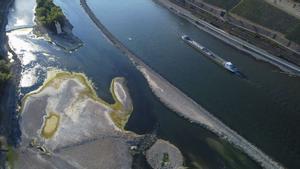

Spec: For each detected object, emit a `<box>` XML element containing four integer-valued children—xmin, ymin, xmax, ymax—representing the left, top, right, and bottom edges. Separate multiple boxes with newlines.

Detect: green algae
<box><xmin>109</xmin><ymin>78</ymin><xmax>133</xmax><ymax>130</ymax></box>
<box><xmin>41</xmin><ymin>113</ymin><xmax>60</xmax><ymax>139</ymax></box>
<box><xmin>7</xmin><ymin>146</ymin><xmax>17</xmax><ymax>169</ymax></box>
<box><xmin>22</xmin><ymin>70</ymin><xmax>133</xmax><ymax>131</ymax></box>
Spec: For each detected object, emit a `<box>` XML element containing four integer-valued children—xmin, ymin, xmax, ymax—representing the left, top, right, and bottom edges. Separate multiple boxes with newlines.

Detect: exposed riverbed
<box><xmin>5</xmin><ymin>0</ymin><xmax>300</xmax><ymax>168</ymax></box>
<box><xmin>16</xmin><ymin>70</ymin><xmax>183</xmax><ymax>169</ymax></box>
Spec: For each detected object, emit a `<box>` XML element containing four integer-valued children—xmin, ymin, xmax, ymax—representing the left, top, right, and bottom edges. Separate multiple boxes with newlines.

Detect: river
<box><xmin>5</xmin><ymin>0</ymin><xmax>300</xmax><ymax>168</ymax></box>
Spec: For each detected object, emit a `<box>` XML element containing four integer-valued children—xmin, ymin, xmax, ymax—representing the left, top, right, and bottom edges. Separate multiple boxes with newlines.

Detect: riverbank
<box><xmin>79</xmin><ymin>0</ymin><xmax>285</xmax><ymax>168</ymax></box>
<box><xmin>0</xmin><ymin>0</ymin><xmax>16</xmax><ymax>167</ymax></box>
<box><xmin>156</xmin><ymin>0</ymin><xmax>300</xmax><ymax>76</ymax></box>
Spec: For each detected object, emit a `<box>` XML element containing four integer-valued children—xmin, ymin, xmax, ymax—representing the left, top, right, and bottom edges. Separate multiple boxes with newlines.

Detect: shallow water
<box><xmin>6</xmin><ymin>0</ymin><xmax>300</xmax><ymax>168</ymax></box>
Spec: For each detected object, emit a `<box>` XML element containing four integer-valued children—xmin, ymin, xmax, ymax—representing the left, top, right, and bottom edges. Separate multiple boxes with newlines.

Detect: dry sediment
<box><xmin>14</xmin><ymin>71</ymin><xmax>184</xmax><ymax>169</ymax></box>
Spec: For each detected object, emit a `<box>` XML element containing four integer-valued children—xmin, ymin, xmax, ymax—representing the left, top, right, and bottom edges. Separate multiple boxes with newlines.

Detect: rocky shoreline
<box><xmin>33</xmin><ymin>17</ymin><xmax>83</xmax><ymax>52</ymax></box>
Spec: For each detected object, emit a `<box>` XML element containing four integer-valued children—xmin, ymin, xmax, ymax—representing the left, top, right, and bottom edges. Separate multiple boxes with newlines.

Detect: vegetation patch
<box><xmin>7</xmin><ymin>146</ymin><xmax>17</xmax><ymax>169</ymax></box>
<box><xmin>0</xmin><ymin>59</ymin><xmax>11</xmax><ymax>87</ymax></box>
<box><xmin>35</xmin><ymin>0</ymin><xmax>65</xmax><ymax>32</ymax></box>
<box><xmin>286</xmin><ymin>23</ymin><xmax>300</xmax><ymax>44</ymax></box>
<box><xmin>22</xmin><ymin>71</ymin><xmax>108</xmax><ymax>108</ymax></box>
<box><xmin>161</xmin><ymin>152</ymin><xmax>170</xmax><ymax>167</ymax></box>
<box><xmin>109</xmin><ymin>78</ymin><xmax>133</xmax><ymax>130</ymax></box>
<box><xmin>231</xmin><ymin>0</ymin><xmax>300</xmax><ymax>38</ymax></box>
<box><xmin>41</xmin><ymin>112</ymin><xmax>60</xmax><ymax>139</ymax></box>
<box><xmin>109</xmin><ymin>110</ymin><xmax>129</xmax><ymax>130</ymax></box>
<box><xmin>202</xmin><ymin>0</ymin><xmax>240</xmax><ymax>10</ymax></box>
<box><xmin>22</xmin><ymin>71</ymin><xmax>133</xmax><ymax>130</ymax></box>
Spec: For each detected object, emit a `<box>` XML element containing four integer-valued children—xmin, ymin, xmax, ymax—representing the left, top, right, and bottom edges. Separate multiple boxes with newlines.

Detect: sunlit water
<box><xmin>7</xmin><ymin>28</ymin><xmax>59</xmax><ymax>92</ymax></box>
<box><xmin>6</xmin><ymin>0</ymin><xmax>35</xmax><ymax>30</ymax></box>
<box><xmin>5</xmin><ymin>0</ymin><xmax>300</xmax><ymax>168</ymax></box>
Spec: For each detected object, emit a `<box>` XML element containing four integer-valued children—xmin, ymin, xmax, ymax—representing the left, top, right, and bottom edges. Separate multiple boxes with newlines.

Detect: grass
<box><xmin>21</xmin><ymin>71</ymin><xmax>108</xmax><ymax>112</ymax></box>
<box><xmin>109</xmin><ymin>78</ymin><xmax>133</xmax><ymax>130</ymax></box>
<box><xmin>286</xmin><ymin>23</ymin><xmax>300</xmax><ymax>44</ymax></box>
<box><xmin>41</xmin><ymin>113</ymin><xmax>60</xmax><ymax>139</ymax></box>
<box><xmin>231</xmin><ymin>0</ymin><xmax>300</xmax><ymax>42</ymax></box>
<box><xmin>202</xmin><ymin>0</ymin><xmax>241</xmax><ymax>10</ymax></box>
<box><xmin>192</xmin><ymin>0</ymin><xmax>300</xmax><ymax>43</ymax></box>
<box><xmin>0</xmin><ymin>59</ymin><xmax>11</xmax><ymax>87</ymax></box>
<box><xmin>7</xmin><ymin>146</ymin><xmax>17</xmax><ymax>169</ymax></box>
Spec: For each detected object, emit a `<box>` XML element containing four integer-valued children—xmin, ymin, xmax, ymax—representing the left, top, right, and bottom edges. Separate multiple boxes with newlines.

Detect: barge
<box><xmin>182</xmin><ymin>35</ymin><xmax>244</xmax><ymax>77</ymax></box>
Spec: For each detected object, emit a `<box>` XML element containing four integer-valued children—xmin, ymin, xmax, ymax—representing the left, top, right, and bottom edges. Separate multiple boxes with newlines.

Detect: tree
<box><xmin>35</xmin><ymin>0</ymin><xmax>65</xmax><ymax>31</ymax></box>
<box><xmin>0</xmin><ymin>59</ymin><xmax>11</xmax><ymax>85</ymax></box>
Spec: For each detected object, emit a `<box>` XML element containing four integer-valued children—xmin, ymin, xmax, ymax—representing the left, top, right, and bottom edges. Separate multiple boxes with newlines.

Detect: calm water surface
<box><xmin>6</xmin><ymin>0</ymin><xmax>300</xmax><ymax>168</ymax></box>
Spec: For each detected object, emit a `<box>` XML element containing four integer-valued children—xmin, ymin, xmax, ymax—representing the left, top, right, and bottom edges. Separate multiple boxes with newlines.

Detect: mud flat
<box><xmin>10</xmin><ymin>70</ymin><xmax>184</xmax><ymax>169</ymax></box>
<box><xmin>80</xmin><ymin>0</ymin><xmax>285</xmax><ymax>168</ymax></box>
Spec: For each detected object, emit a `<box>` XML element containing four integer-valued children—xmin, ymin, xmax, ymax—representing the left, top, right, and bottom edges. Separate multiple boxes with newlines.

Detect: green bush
<box><xmin>286</xmin><ymin>24</ymin><xmax>300</xmax><ymax>44</ymax></box>
<box><xmin>35</xmin><ymin>0</ymin><xmax>64</xmax><ymax>31</ymax></box>
<box><xmin>0</xmin><ymin>59</ymin><xmax>11</xmax><ymax>85</ymax></box>
<box><xmin>231</xmin><ymin>0</ymin><xmax>300</xmax><ymax>34</ymax></box>
<box><xmin>231</xmin><ymin>0</ymin><xmax>300</xmax><ymax>44</ymax></box>
<box><xmin>202</xmin><ymin>0</ymin><xmax>241</xmax><ymax>10</ymax></box>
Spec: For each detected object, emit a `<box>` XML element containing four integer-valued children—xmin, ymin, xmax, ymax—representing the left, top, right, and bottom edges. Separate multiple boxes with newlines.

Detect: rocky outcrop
<box><xmin>34</xmin><ymin>18</ymin><xmax>82</xmax><ymax>51</ymax></box>
<box><xmin>146</xmin><ymin>140</ymin><xmax>184</xmax><ymax>169</ymax></box>
<box><xmin>34</xmin><ymin>1</ymin><xmax>82</xmax><ymax>52</ymax></box>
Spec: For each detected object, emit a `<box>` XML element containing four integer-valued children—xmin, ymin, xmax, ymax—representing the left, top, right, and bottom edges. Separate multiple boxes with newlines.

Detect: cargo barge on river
<box><xmin>182</xmin><ymin>35</ymin><xmax>244</xmax><ymax>77</ymax></box>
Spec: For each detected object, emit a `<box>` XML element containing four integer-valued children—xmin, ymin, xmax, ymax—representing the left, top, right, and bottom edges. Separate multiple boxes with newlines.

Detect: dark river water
<box><xmin>6</xmin><ymin>0</ymin><xmax>300</xmax><ymax>168</ymax></box>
